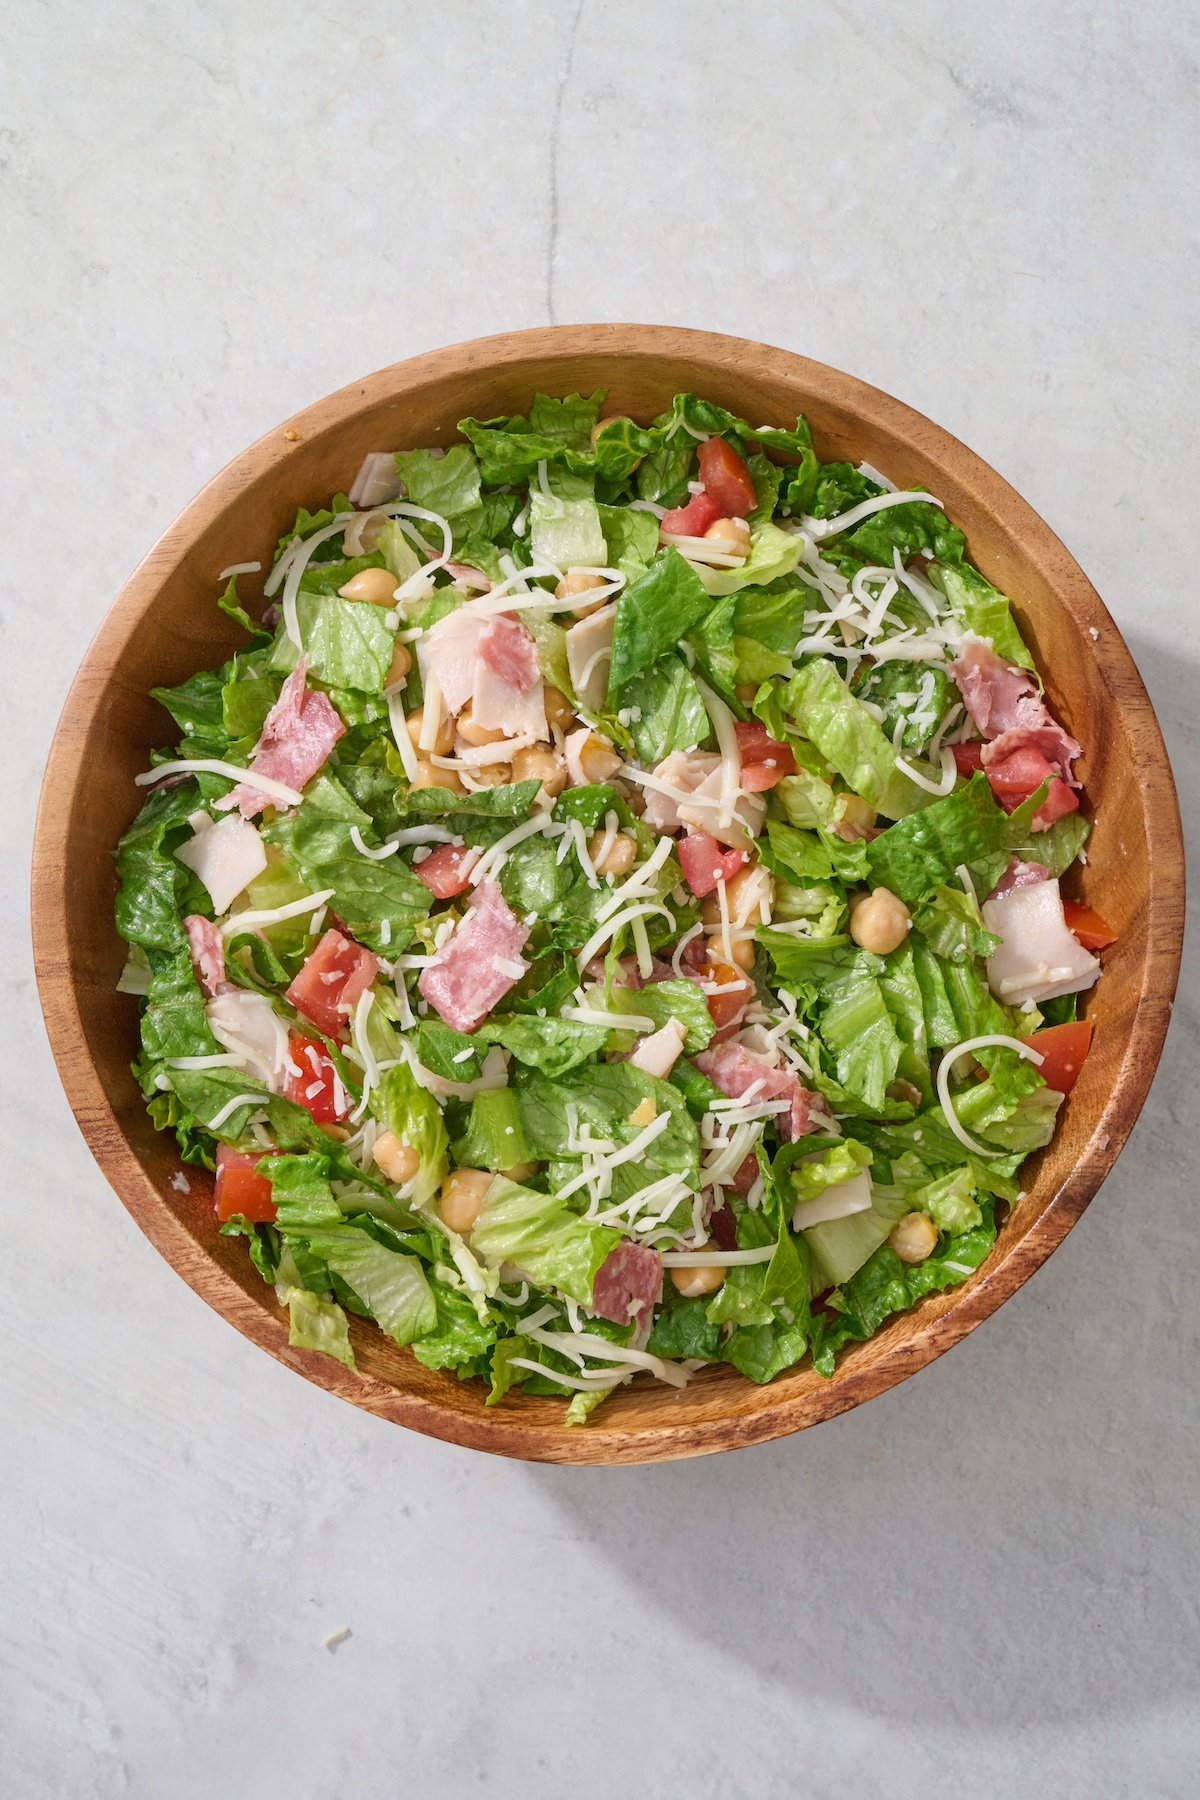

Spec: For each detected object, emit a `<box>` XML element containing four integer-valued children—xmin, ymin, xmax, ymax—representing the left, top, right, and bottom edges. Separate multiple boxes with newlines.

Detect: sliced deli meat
<box><xmin>174</xmin><ymin>813</ymin><xmax>266</xmax><ymax>914</ymax></box>
<box><xmin>477</xmin><ymin>615</ymin><xmax>539</xmax><ymax>692</ymax></box>
<box><xmin>469</xmin><ymin>615</ymin><xmax>547</xmax><ymax>738</ymax></box>
<box><xmin>981</xmin><ymin>876</ymin><xmax>1101</xmax><ymax>1007</ymax></box>
<box><xmin>950</xmin><ymin>636</ymin><xmax>1081</xmax><ymax>784</ymax></box>
<box><xmin>222</xmin><ymin>658</ymin><xmax>345</xmax><ymax>819</ymax></box>
<box><xmin>418</xmin><ymin>878</ymin><xmax>531</xmax><ymax>1033</ymax></box>
<box><xmin>286</xmin><ymin>928</ymin><xmax>379</xmax><ymax>1037</ymax></box>
<box><xmin>418</xmin><ymin>607</ymin><xmax>486</xmax><ymax>716</ymax></box>
<box><xmin>565</xmin><ymin>606</ymin><xmax>616</xmax><ymax>713</ymax></box>
<box><xmin>184</xmin><ymin>914</ymin><xmax>228</xmax><ymax>998</ymax></box>
<box><xmin>695</xmin><ymin>1040</ymin><xmax>820</xmax><ymax>1141</ymax></box>
<box><xmin>988</xmin><ymin>858</ymin><xmax>1050</xmax><ymax>900</ymax></box>
<box><xmin>590</xmin><ymin>1241</ymin><xmax>663</xmax><ymax>1327</ymax></box>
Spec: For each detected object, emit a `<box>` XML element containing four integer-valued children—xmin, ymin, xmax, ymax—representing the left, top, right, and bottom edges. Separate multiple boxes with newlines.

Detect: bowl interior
<box><xmin>33</xmin><ymin>326</ymin><xmax>1184</xmax><ymax>1463</ymax></box>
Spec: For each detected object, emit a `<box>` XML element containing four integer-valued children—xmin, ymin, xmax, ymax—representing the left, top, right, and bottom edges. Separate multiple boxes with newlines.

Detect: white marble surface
<box><xmin>3</xmin><ymin>3</ymin><xmax>1197</xmax><ymax>1795</ymax></box>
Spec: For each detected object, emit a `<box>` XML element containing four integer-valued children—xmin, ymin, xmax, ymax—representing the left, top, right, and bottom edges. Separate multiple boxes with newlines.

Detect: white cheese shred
<box><xmin>936</xmin><ymin>1034</ymin><xmax>1045</xmax><ymax>1157</ymax></box>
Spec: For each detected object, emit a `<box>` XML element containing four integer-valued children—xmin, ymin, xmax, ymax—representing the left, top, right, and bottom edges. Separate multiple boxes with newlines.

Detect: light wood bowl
<box><xmin>33</xmin><ymin>326</ymin><xmax>1184</xmax><ymax>1464</ymax></box>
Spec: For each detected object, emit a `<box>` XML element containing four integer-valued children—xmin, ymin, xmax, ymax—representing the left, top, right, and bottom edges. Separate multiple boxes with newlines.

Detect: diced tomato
<box><xmin>660</xmin><ymin>489</ymin><xmax>722</xmax><ymax>538</ymax></box>
<box><xmin>213</xmin><ymin>1143</ymin><xmax>277</xmax><ymax>1224</ymax></box>
<box><xmin>980</xmin><ymin>747</ymin><xmax>1081</xmax><ymax>831</ymax></box>
<box><xmin>1063</xmin><ymin>902</ymin><xmax>1118</xmax><ymax>952</ymax></box>
<box><xmin>414</xmin><ymin>842</ymin><xmax>478</xmax><ymax>899</ymax></box>
<box><xmin>984</xmin><ymin>745</ymin><xmax>1057</xmax><ymax>799</ymax></box>
<box><xmin>1030</xmin><ymin>779</ymin><xmax>1080</xmax><ymax>830</ymax></box>
<box><xmin>284</xmin><ymin>1031</ymin><xmax>349</xmax><ymax>1124</ymax></box>
<box><xmin>697</xmin><ymin>437</ymin><xmax>757</xmax><ymax>517</ymax></box>
<box><xmin>677</xmin><ymin>832</ymin><xmax>746</xmax><ymax>898</ymax></box>
<box><xmin>285</xmin><ymin>928</ymin><xmax>379</xmax><ymax>1038</ymax></box>
<box><xmin>734</xmin><ymin>719</ymin><xmax>796</xmax><ymax>791</ymax></box>
<box><xmin>1028</xmin><ymin>1020</ymin><xmax>1094</xmax><ymax>1094</ymax></box>
<box><xmin>952</xmin><ymin>741</ymin><xmax>985</xmax><ymax>775</ymax></box>
<box><xmin>700</xmin><ymin>957</ymin><xmax>752</xmax><ymax>1032</ymax></box>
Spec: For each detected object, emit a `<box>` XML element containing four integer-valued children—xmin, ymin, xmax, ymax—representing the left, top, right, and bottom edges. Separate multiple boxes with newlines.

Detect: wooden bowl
<box><xmin>33</xmin><ymin>326</ymin><xmax>1184</xmax><ymax>1464</ymax></box>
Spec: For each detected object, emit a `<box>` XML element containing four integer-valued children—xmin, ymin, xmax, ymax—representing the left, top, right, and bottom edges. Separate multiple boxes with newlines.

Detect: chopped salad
<box><xmin>115</xmin><ymin>390</ymin><xmax>1113</xmax><ymax>1422</ymax></box>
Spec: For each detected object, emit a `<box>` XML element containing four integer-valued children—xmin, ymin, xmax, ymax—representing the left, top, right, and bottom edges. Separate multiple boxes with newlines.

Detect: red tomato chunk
<box><xmin>213</xmin><ymin>1143</ymin><xmax>277</xmax><ymax>1224</ymax></box>
<box><xmin>1029</xmin><ymin>1020</ymin><xmax>1094</xmax><ymax>1093</ymax></box>
<box><xmin>285</xmin><ymin>928</ymin><xmax>378</xmax><ymax>1038</ymax></box>
<box><xmin>285</xmin><ymin>1031</ymin><xmax>349</xmax><ymax>1124</ymax></box>
<box><xmin>697</xmin><ymin>437</ymin><xmax>757</xmax><ymax>517</ymax></box>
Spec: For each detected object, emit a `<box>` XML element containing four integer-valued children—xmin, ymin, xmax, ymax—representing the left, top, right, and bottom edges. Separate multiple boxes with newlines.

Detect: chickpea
<box><xmin>704</xmin><ymin>517</ymin><xmax>751</xmax><ymax>558</ymax></box>
<box><xmin>411</xmin><ymin>757</ymin><xmax>466</xmax><ymax>795</ymax></box>
<box><xmin>468</xmin><ymin>760</ymin><xmax>513</xmax><ymax>788</ymax></box>
<box><xmin>339</xmin><ymin>566</ymin><xmax>398</xmax><ymax>605</ymax></box>
<box><xmin>698</xmin><ymin>862</ymin><xmax>761</xmax><ymax>928</ymax></box>
<box><xmin>670</xmin><ymin>1263</ymin><xmax>726</xmax><ymax>1298</ymax></box>
<box><xmin>889</xmin><ymin>1211</ymin><xmax>940</xmax><ymax>1265</ymax></box>
<box><xmin>386</xmin><ymin>640</ymin><xmax>413</xmax><ymax>687</ymax></box>
<box><xmin>544</xmin><ymin>685</ymin><xmax>577</xmax><ymax>732</ymax></box>
<box><xmin>832</xmin><ymin>794</ymin><xmax>877</xmax><ymax>842</ymax></box>
<box><xmin>886</xmin><ymin>1078</ymin><xmax>923</xmax><ymax>1108</ymax></box>
<box><xmin>500</xmin><ymin>1162</ymin><xmax>539</xmax><ymax>1184</ymax></box>
<box><xmin>512</xmin><ymin>745</ymin><xmax>566</xmax><ymax>800</ymax></box>
<box><xmin>588</xmin><ymin>830</ymin><xmax>637</xmax><ymax>879</ymax></box>
<box><xmin>590</xmin><ymin>414</ymin><xmax>628</xmax><ymax>444</ymax></box>
<box><xmin>456</xmin><ymin>702</ymin><xmax>506</xmax><ymax>747</ymax></box>
<box><xmin>707</xmin><ymin>931</ymin><xmax>754</xmax><ymax>972</ymax></box>
<box><xmin>372</xmin><ymin>1130</ymin><xmax>419</xmax><ymax>1186</ymax></box>
<box><xmin>405</xmin><ymin>704</ymin><xmax>455</xmax><ymax>756</ymax></box>
<box><xmin>849</xmin><ymin>887</ymin><xmax>911</xmax><ymax>955</ymax></box>
<box><xmin>629</xmin><ymin>1098</ymin><xmax>658</xmax><ymax>1129</ymax></box>
<box><xmin>439</xmin><ymin>1167</ymin><xmax>494</xmax><ymax>1235</ymax></box>
<box><xmin>555</xmin><ymin>570</ymin><xmax>609</xmax><ymax>617</ymax></box>
<box><xmin>576</xmin><ymin>732</ymin><xmax>622</xmax><ymax>784</ymax></box>
<box><xmin>735</xmin><ymin>682</ymin><xmax>759</xmax><ymax>704</ymax></box>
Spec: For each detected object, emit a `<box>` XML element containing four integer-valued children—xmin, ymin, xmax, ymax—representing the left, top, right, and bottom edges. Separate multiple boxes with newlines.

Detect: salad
<box><xmin>115</xmin><ymin>389</ymin><xmax>1114</xmax><ymax>1423</ymax></box>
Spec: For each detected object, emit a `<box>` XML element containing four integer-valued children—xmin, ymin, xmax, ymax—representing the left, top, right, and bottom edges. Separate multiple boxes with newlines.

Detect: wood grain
<box><xmin>31</xmin><ymin>325</ymin><xmax>1186</xmax><ymax>1464</ymax></box>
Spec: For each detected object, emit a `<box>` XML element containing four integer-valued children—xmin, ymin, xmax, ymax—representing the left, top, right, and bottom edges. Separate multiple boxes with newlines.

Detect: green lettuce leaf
<box><xmin>264</xmin><ymin>775</ymin><xmax>429</xmax><ymax>953</ymax></box>
<box><xmin>607</xmin><ymin>977</ymin><xmax>715</xmax><ymax>1054</ymax></box>
<box><xmin>774</xmin><ymin>660</ymin><xmax>926</xmax><ymax>820</ymax></box>
<box><xmin>606</xmin><ymin>550</ymin><xmax>713</xmax><ymax>700</ymax></box>
<box><xmin>529</xmin><ymin>467</ymin><xmax>608</xmax><ymax>568</ymax></box>
<box><xmin>597</xmin><ymin>504</ymin><xmax>659</xmax><ymax>582</ymax></box>
<box><xmin>283</xmin><ymin>1287</ymin><xmax>355</xmax><ymax>1368</ymax></box>
<box><xmin>621</xmin><ymin>654</ymin><xmax>709</xmax><ymax>763</ymax></box>
<box><xmin>481</xmin><ymin>1013</ymin><xmax>609</xmax><ymax>1077</ymax></box>
<box><xmin>297</xmin><ymin>1222</ymin><xmax>436</xmax><ymax>1346</ymax></box>
<box><xmin>393</xmin><ymin>445</ymin><xmax>481</xmax><ymax>517</ymax></box>
<box><xmin>911</xmin><ymin>884</ymin><xmax>999</xmax><ymax>962</ymax></box>
<box><xmin>865</xmin><ymin>773</ymin><xmax>1013</xmax><ymax>905</ymax></box>
<box><xmin>369</xmin><ymin>1063</ymin><xmax>449</xmax><ymax>1208</ymax></box>
<box><xmin>693</xmin><ymin>521</ymin><xmax>802</xmax><ymax>597</ymax></box>
<box><xmin>811</xmin><ymin>1207</ymin><xmax>996</xmax><ymax>1375</ymax></box>
<box><xmin>469</xmin><ymin>1176</ymin><xmax>620</xmax><ymax>1304</ymax></box>
<box><xmin>270</xmin><ymin>592</ymin><xmax>397</xmax><ymax>693</ymax></box>
<box><xmin>929</xmin><ymin>564</ymin><xmax>1036</xmax><ymax>671</ymax></box>
<box><xmin>410</xmin><ymin>1278</ymin><xmax>498</xmax><ymax>1375</ymax></box>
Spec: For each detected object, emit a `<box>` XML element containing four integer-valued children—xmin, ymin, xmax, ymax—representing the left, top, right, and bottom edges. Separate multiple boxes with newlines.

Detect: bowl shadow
<box><xmin>526</xmin><ymin>632</ymin><xmax>1196</xmax><ymax>1730</ymax></box>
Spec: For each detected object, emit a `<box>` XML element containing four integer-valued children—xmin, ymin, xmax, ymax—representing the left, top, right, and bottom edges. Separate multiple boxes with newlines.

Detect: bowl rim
<box><xmin>32</xmin><ymin>323</ymin><xmax>1186</xmax><ymax>1464</ymax></box>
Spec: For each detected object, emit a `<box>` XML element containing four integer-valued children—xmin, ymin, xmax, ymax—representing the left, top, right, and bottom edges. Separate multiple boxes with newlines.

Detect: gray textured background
<box><xmin>4</xmin><ymin>4</ymin><xmax>1197</xmax><ymax>1796</ymax></box>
